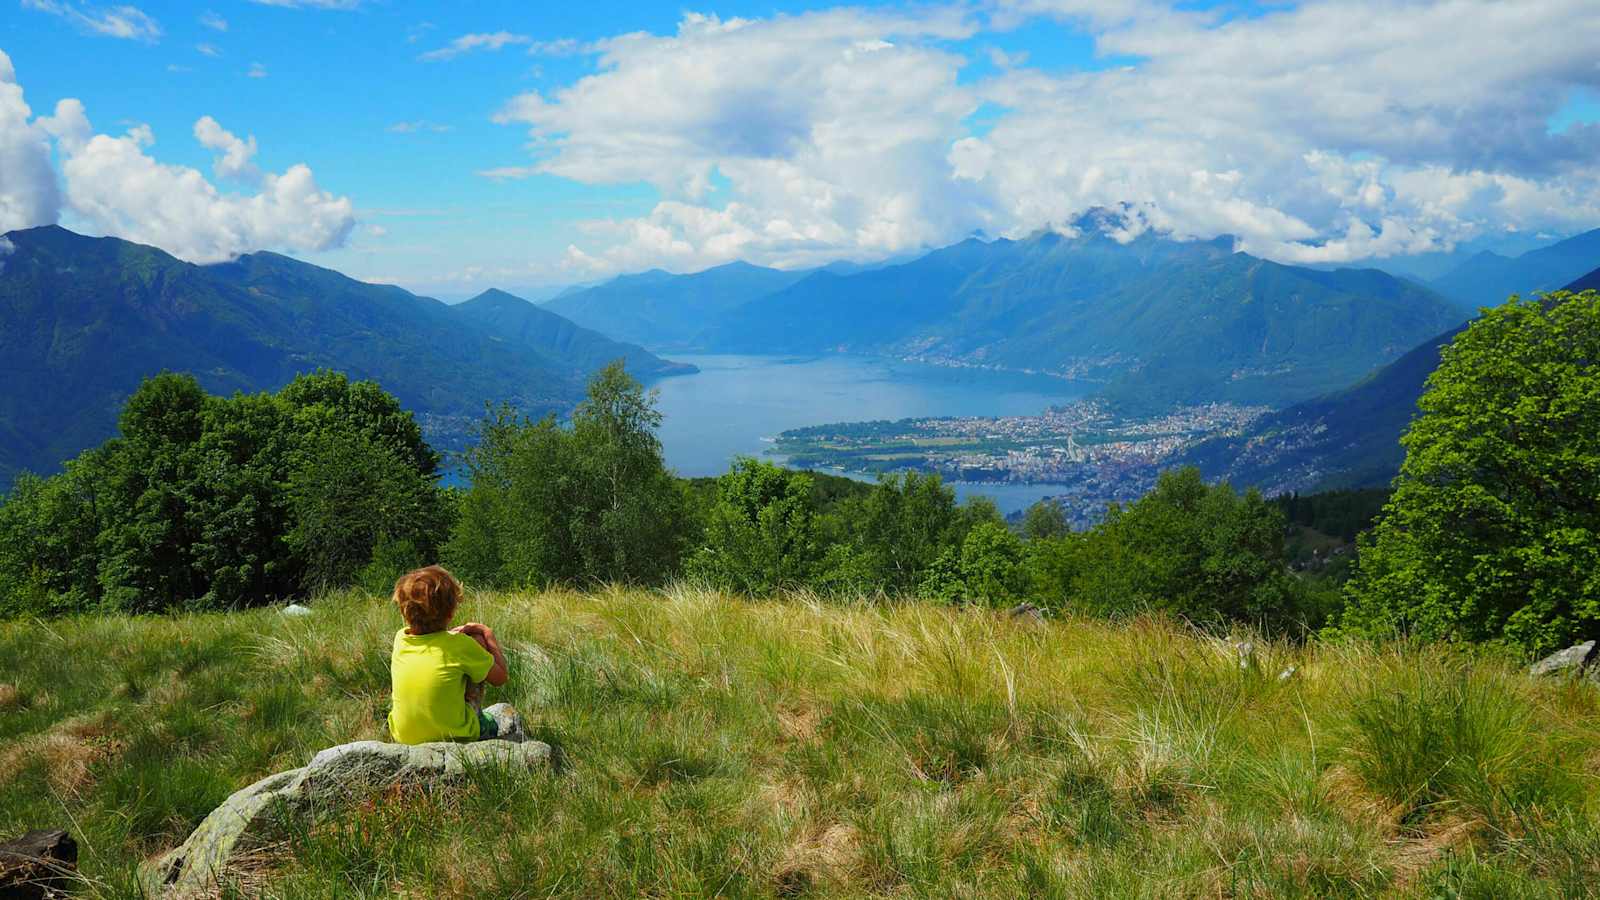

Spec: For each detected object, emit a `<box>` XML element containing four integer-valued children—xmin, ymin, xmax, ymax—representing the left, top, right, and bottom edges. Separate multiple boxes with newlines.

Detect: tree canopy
<box><xmin>0</xmin><ymin>371</ymin><xmax>447</xmax><ymax>615</ymax></box>
<box><xmin>1340</xmin><ymin>290</ymin><xmax>1600</xmax><ymax>655</ymax></box>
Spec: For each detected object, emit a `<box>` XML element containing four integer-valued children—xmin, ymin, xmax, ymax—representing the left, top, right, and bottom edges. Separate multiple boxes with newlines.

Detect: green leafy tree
<box><xmin>1021</xmin><ymin>500</ymin><xmax>1070</xmax><ymax>541</ymax></box>
<box><xmin>1</xmin><ymin>370</ymin><xmax>446</xmax><ymax>614</ymax></box>
<box><xmin>1025</xmin><ymin>530</ymin><xmax>1086</xmax><ymax>611</ymax></box>
<box><xmin>444</xmin><ymin>363</ymin><xmax>692</xmax><ymax>587</ymax></box>
<box><xmin>1060</xmin><ymin>467</ymin><xmax>1307</xmax><ymax>631</ymax></box>
<box><xmin>960</xmin><ymin>521</ymin><xmax>1028</xmax><ymax>606</ymax></box>
<box><xmin>567</xmin><ymin>363</ymin><xmax>693</xmax><ymax>584</ymax></box>
<box><xmin>688</xmin><ymin>459</ymin><xmax>821</xmax><ymax>594</ymax></box>
<box><xmin>184</xmin><ymin>391</ymin><xmax>296</xmax><ymax>607</ymax></box>
<box><xmin>0</xmin><ymin>450</ymin><xmax>109</xmax><ymax>615</ymax></box>
<box><xmin>288</xmin><ymin>428</ymin><xmax>448</xmax><ymax>592</ymax></box>
<box><xmin>1341</xmin><ymin>291</ymin><xmax>1600</xmax><ymax>655</ymax></box>
<box><xmin>918</xmin><ymin>520</ymin><xmax>1029</xmax><ymax>606</ymax></box>
<box><xmin>278</xmin><ymin>369</ymin><xmax>439</xmax><ymax>476</ymax></box>
<box><xmin>96</xmin><ymin>373</ymin><xmax>211</xmax><ymax>611</ymax></box>
<box><xmin>827</xmin><ymin>472</ymin><xmax>967</xmax><ymax>593</ymax></box>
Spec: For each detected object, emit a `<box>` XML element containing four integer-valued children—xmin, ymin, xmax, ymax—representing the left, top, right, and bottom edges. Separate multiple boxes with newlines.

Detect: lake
<box><xmin>651</xmin><ymin>354</ymin><xmax>1087</xmax><ymax>513</ymax></box>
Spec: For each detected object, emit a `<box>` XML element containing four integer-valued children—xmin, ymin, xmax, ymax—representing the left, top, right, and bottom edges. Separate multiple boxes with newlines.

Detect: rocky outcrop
<box><xmin>1529</xmin><ymin>640</ymin><xmax>1598</xmax><ymax>680</ymax></box>
<box><xmin>138</xmin><ymin>739</ymin><xmax>551</xmax><ymax>898</ymax></box>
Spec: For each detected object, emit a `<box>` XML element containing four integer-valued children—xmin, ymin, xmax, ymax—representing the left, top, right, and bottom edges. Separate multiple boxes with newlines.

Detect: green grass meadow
<box><xmin>2</xmin><ymin>588</ymin><xmax>1597</xmax><ymax>897</ymax></box>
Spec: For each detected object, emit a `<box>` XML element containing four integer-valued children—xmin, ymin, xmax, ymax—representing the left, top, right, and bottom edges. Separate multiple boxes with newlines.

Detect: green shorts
<box><xmin>476</xmin><ymin>709</ymin><xmax>499</xmax><ymax>740</ymax></box>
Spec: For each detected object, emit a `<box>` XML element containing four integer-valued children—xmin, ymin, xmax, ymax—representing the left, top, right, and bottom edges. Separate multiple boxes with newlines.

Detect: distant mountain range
<box><xmin>0</xmin><ymin>226</ymin><xmax>691</xmax><ymax>488</ymax></box>
<box><xmin>689</xmin><ymin>210</ymin><xmax>1465</xmax><ymax>410</ymax></box>
<box><xmin>6</xmin><ymin>214</ymin><xmax>1596</xmax><ymax>496</ymax></box>
<box><xmin>545</xmin><ymin>261</ymin><xmax>811</xmax><ymax>349</ymax></box>
<box><xmin>1183</xmin><ymin>265</ymin><xmax>1600</xmax><ymax>494</ymax></box>
<box><xmin>1429</xmin><ymin>228</ymin><xmax>1600</xmax><ymax>311</ymax></box>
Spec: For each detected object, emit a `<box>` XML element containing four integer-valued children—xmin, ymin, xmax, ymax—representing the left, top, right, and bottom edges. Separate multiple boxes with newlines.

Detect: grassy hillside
<box><xmin>2</xmin><ymin>589</ymin><xmax>1596</xmax><ymax>898</ymax></box>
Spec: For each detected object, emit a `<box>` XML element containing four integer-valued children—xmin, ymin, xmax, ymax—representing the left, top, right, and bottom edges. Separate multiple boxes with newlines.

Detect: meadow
<box><xmin>2</xmin><ymin>587</ymin><xmax>1597</xmax><ymax>898</ymax></box>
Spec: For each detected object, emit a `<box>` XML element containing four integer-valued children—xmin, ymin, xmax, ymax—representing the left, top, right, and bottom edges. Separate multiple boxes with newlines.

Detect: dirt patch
<box><xmin>0</xmin><ymin>683</ymin><xmax>18</xmax><ymax>709</ymax></box>
<box><xmin>1320</xmin><ymin>764</ymin><xmax>1401</xmax><ymax>827</ymax></box>
<box><xmin>1</xmin><ymin>734</ymin><xmax>105</xmax><ymax>797</ymax></box>
<box><xmin>0</xmin><ymin>709</ymin><xmax>123</xmax><ymax>798</ymax></box>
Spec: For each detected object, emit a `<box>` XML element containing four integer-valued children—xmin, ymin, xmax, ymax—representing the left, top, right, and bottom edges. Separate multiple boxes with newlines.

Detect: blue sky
<box><xmin>3</xmin><ymin>0</ymin><xmax>1598</xmax><ymax>298</ymax></box>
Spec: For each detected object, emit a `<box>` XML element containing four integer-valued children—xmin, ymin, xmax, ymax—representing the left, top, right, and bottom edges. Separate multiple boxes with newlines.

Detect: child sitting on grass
<box><xmin>387</xmin><ymin>565</ymin><xmax>525</xmax><ymax>744</ymax></box>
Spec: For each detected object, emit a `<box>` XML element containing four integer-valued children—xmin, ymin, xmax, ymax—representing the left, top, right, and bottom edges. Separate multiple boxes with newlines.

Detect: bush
<box><xmin>920</xmin><ymin>520</ymin><xmax>1028</xmax><ymax>606</ymax></box>
<box><xmin>1341</xmin><ymin>291</ymin><xmax>1600</xmax><ymax>655</ymax></box>
<box><xmin>822</xmin><ymin>472</ymin><xmax>982</xmax><ymax>595</ymax></box>
<box><xmin>1021</xmin><ymin>500</ymin><xmax>1069</xmax><ymax>541</ymax></box>
<box><xmin>687</xmin><ymin>459</ymin><xmax>821</xmax><ymax>594</ymax></box>
<box><xmin>1032</xmin><ymin>467</ymin><xmax>1315</xmax><ymax>632</ymax></box>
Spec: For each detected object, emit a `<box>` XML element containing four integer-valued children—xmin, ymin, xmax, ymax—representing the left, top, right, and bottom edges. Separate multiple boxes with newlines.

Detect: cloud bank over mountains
<box><xmin>3</xmin><ymin>1</ymin><xmax>1599</xmax><ymax>278</ymax></box>
<box><xmin>0</xmin><ymin>49</ymin><xmax>354</xmax><ymax>264</ymax></box>
<box><xmin>490</xmin><ymin>0</ymin><xmax>1600</xmax><ymax>275</ymax></box>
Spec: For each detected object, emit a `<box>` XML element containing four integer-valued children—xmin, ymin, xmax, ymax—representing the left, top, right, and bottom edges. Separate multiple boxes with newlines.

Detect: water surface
<box><xmin>652</xmin><ymin>354</ymin><xmax>1085</xmax><ymax>513</ymax></box>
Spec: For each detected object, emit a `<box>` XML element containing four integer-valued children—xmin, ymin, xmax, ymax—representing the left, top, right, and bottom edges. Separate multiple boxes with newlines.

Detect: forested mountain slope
<box><xmin>702</xmin><ymin>211</ymin><xmax>1465</xmax><ymax>410</ymax></box>
<box><xmin>1183</xmin><ymin>265</ymin><xmax>1600</xmax><ymax>493</ymax></box>
<box><xmin>0</xmin><ymin>226</ymin><xmax>686</xmax><ymax>486</ymax></box>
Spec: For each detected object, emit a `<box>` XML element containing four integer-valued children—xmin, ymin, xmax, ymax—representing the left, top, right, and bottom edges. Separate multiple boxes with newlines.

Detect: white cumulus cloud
<box><xmin>493</xmin><ymin>8</ymin><xmax>982</xmax><ymax>273</ymax></box>
<box><xmin>488</xmin><ymin>1</ymin><xmax>1600</xmax><ymax>275</ymax></box>
<box><xmin>0</xmin><ymin>53</ymin><xmax>355</xmax><ymax>264</ymax></box>
<box><xmin>193</xmin><ymin>116</ymin><xmax>261</xmax><ymax>183</ymax></box>
<box><xmin>0</xmin><ymin>50</ymin><xmax>62</xmax><ymax>233</ymax></box>
<box><xmin>958</xmin><ymin>0</ymin><xmax>1600</xmax><ymax>262</ymax></box>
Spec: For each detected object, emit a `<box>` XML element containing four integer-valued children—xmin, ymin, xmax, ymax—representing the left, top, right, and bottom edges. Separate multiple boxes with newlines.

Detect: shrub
<box><xmin>920</xmin><ymin>520</ymin><xmax>1028</xmax><ymax>606</ymax></box>
<box><xmin>1045</xmin><ymin>467</ymin><xmax>1314</xmax><ymax>632</ymax></box>
<box><xmin>687</xmin><ymin>459</ymin><xmax>821</xmax><ymax>594</ymax></box>
<box><xmin>0</xmin><ymin>371</ymin><xmax>447</xmax><ymax>613</ymax></box>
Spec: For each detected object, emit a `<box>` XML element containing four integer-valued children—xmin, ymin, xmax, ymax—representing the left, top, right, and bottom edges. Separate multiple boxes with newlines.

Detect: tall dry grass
<box><xmin>1</xmin><ymin>586</ymin><xmax>1596</xmax><ymax>897</ymax></box>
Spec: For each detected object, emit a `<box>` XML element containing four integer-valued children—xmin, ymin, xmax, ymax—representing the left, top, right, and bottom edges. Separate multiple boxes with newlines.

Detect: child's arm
<box><xmin>453</xmin><ymin>622</ymin><xmax>509</xmax><ymax>687</ymax></box>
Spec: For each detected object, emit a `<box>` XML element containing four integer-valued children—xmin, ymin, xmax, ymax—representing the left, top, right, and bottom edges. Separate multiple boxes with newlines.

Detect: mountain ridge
<box><xmin>699</xmin><ymin>214</ymin><xmax>1464</xmax><ymax>411</ymax></box>
<box><xmin>1183</xmin><ymin>264</ymin><xmax>1600</xmax><ymax>494</ymax></box>
<box><xmin>0</xmin><ymin>225</ymin><xmax>690</xmax><ymax>488</ymax></box>
<box><xmin>546</xmin><ymin>259</ymin><xmax>812</xmax><ymax>348</ymax></box>
<box><xmin>1431</xmin><ymin>227</ymin><xmax>1600</xmax><ymax>310</ymax></box>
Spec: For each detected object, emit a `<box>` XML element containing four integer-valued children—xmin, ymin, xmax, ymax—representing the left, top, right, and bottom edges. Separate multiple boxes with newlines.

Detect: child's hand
<box><xmin>452</xmin><ymin>622</ymin><xmax>491</xmax><ymax>638</ymax></box>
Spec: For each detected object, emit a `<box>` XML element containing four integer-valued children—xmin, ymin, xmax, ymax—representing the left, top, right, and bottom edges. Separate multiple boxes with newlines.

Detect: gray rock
<box><xmin>140</xmin><ymin>739</ymin><xmax>550</xmax><ymax>898</ymax></box>
<box><xmin>1277</xmin><ymin>665</ymin><xmax>1298</xmax><ymax>682</ymax></box>
<box><xmin>1007</xmin><ymin>602</ymin><xmax>1045</xmax><ymax>624</ymax></box>
<box><xmin>280</xmin><ymin>603</ymin><xmax>312</xmax><ymax>617</ymax></box>
<box><xmin>1529</xmin><ymin>640</ymin><xmax>1597</xmax><ymax>678</ymax></box>
<box><xmin>482</xmin><ymin>702</ymin><xmax>528</xmax><ymax>744</ymax></box>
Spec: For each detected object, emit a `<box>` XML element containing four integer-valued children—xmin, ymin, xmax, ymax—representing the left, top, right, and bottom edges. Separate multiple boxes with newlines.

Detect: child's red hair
<box><xmin>393</xmin><ymin>565</ymin><xmax>461</xmax><ymax>634</ymax></box>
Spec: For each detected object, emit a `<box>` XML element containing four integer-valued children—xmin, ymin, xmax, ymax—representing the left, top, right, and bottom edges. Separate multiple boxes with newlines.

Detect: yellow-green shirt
<box><xmin>387</xmin><ymin>628</ymin><xmax>494</xmax><ymax>744</ymax></box>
